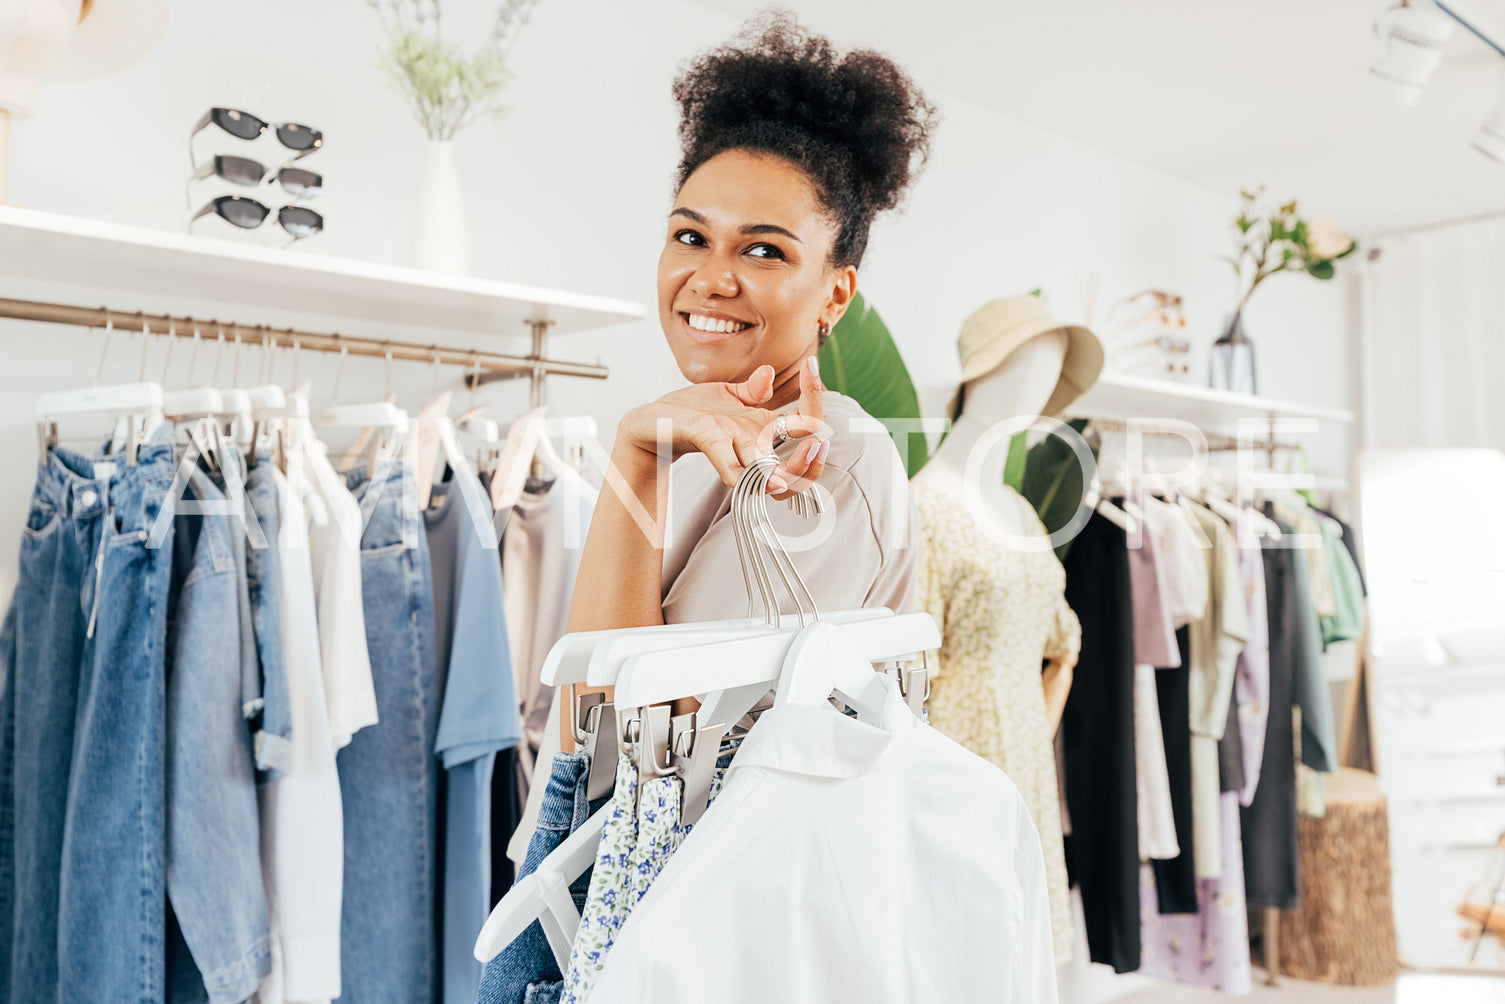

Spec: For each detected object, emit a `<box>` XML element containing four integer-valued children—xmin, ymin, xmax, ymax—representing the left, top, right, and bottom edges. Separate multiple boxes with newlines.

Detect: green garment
<box><xmin>1317</xmin><ymin>518</ymin><xmax>1365</xmax><ymax>648</ymax></box>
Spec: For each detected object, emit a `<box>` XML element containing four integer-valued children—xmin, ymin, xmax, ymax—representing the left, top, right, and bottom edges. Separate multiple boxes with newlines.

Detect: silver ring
<box><xmin>773</xmin><ymin>413</ymin><xmax>789</xmax><ymax>445</ymax></box>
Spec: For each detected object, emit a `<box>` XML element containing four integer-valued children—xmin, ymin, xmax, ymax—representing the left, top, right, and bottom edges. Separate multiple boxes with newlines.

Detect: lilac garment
<box><xmin>1235</xmin><ymin>541</ymin><xmax>1270</xmax><ymax>808</ymax></box>
<box><xmin>1137</xmin><ymin>792</ymin><xmax>1252</xmax><ymax>994</ymax></box>
<box><xmin>1128</xmin><ymin>525</ymin><xmax>1181</xmax><ymax>669</ymax></box>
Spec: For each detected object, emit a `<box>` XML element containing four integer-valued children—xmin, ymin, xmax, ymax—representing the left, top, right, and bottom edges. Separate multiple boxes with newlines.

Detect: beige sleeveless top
<box><xmin>660</xmin><ymin>390</ymin><xmax>918</xmax><ymax>621</ymax></box>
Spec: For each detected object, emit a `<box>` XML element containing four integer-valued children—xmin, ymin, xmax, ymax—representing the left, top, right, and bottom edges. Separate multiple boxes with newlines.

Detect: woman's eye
<box><xmin>747</xmin><ymin>243</ymin><xmax>785</xmax><ymax>260</ymax></box>
<box><xmin>674</xmin><ymin>229</ymin><xmax>703</xmax><ymax>246</ymax></box>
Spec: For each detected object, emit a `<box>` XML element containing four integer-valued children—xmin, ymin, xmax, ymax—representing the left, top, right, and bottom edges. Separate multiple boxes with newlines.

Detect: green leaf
<box><xmin>1003</xmin><ymin>431</ymin><xmax>1027</xmax><ymax>492</ymax></box>
<box><xmin>817</xmin><ymin>290</ymin><xmax>930</xmax><ymax>478</ymax></box>
<box><xmin>1020</xmin><ymin>418</ymin><xmax>1098</xmax><ymax>562</ymax></box>
<box><xmin>1307</xmin><ymin>259</ymin><xmax>1335</xmax><ymax>280</ymax></box>
<box><xmin>1280</xmin><ymin>200</ymin><xmax>1297</xmax><ymax>217</ymax></box>
<box><xmin>1028</xmin><ymin>287</ymin><xmax>1043</xmax><ymax>298</ymax></box>
<box><xmin>1292</xmin><ymin>220</ymin><xmax>1308</xmax><ymax>246</ymax></box>
<box><xmin>1240</xmin><ymin>189</ymin><xmax>1257</xmax><ymax>202</ymax></box>
<box><xmin>1219</xmin><ymin>254</ymin><xmax>1242</xmax><ymax>276</ymax></box>
<box><xmin>1334</xmin><ymin>242</ymin><xmax>1359</xmax><ymax>260</ymax></box>
<box><xmin>1237</xmin><ymin>215</ymin><xmax>1253</xmax><ymax>233</ymax></box>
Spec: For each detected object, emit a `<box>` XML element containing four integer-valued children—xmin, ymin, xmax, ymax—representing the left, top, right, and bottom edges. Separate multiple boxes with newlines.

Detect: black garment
<box><xmin>1218</xmin><ymin>686</ymin><xmax>1246</xmax><ymax>793</ymax></box>
<box><xmin>1060</xmin><ymin>513</ymin><xmax>1141</xmax><ymax>973</ymax></box>
<box><xmin>489</xmin><ymin>746</ymin><xmax>523</xmax><ymax>906</ymax></box>
<box><xmin>1241</xmin><ymin>516</ymin><xmax>1301</xmax><ymax>910</ymax></box>
<box><xmin>1151</xmin><ymin>628</ymin><xmax>1198</xmax><ymax>915</ymax></box>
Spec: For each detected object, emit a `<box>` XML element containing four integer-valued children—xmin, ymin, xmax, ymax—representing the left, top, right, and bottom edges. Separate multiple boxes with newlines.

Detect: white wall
<box><xmin>1</xmin><ymin>0</ymin><xmax>1351</xmax><ymax>582</ymax></box>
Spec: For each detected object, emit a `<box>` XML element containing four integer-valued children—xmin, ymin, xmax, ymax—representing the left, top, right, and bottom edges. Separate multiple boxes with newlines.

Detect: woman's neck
<box><xmin>764</xmin><ymin>344</ymin><xmax>819</xmax><ymax>410</ymax></box>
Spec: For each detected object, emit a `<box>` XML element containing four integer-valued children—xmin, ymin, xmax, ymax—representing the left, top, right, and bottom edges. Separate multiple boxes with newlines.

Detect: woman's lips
<box><xmin>680</xmin><ymin>312</ymin><xmax>756</xmax><ymax>344</ymax></box>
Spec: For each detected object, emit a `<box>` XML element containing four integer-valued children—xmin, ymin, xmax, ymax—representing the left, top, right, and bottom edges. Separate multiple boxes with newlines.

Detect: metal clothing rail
<box><xmin>1085</xmin><ymin>417</ymin><xmax>1300</xmax><ymax>457</ymax></box>
<box><xmin>0</xmin><ymin>295</ymin><xmax>610</xmax><ymax>385</ymax></box>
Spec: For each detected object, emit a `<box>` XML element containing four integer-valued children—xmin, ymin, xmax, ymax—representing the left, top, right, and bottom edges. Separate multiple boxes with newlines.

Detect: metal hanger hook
<box><xmin>212</xmin><ymin>325</ymin><xmax>226</xmax><ymax>386</ymax></box>
<box><xmin>329</xmin><ymin>343</ymin><xmax>348</xmax><ymax>406</ymax></box>
<box><xmin>94</xmin><ymin>310</ymin><xmax>115</xmax><ymax>386</ymax></box>
<box><xmin>186</xmin><ymin>325</ymin><xmax>202</xmax><ymax>387</ymax></box>
<box><xmin>161</xmin><ymin>319</ymin><xmax>176</xmax><ymax>386</ymax></box>
<box><xmin>136</xmin><ymin>317</ymin><xmax>149</xmax><ymax>385</ymax></box>
<box><xmin>137</xmin><ymin>312</ymin><xmax>151</xmax><ymax>382</ymax></box>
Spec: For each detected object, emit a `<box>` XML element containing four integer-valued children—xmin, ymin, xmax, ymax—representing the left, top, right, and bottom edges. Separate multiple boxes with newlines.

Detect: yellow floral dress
<box><xmin>913</xmin><ymin>479</ymin><xmax>1081</xmax><ymax>963</ymax></box>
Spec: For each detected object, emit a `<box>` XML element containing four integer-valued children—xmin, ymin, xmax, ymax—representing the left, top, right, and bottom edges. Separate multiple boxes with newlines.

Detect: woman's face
<box><xmin>658</xmin><ymin>149</ymin><xmax>856</xmax><ymax>387</ymax></box>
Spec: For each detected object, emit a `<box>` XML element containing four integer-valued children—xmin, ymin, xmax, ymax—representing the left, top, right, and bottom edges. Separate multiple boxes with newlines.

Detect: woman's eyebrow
<box><xmin>669</xmin><ymin>207</ymin><xmax>802</xmax><ymax>244</ymax></box>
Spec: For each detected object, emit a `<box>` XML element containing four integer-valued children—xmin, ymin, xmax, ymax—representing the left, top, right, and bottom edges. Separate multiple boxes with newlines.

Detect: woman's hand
<box><xmin>618</xmin><ymin>356</ymin><xmax>830</xmax><ymax>498</ymax></box>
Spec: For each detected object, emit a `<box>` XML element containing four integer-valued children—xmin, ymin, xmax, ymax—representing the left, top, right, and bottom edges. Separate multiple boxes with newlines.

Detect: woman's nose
<box><xmin>689</xmin><ymin>257</ymin><xmax>739</xmax><ymax>298</ymax></box>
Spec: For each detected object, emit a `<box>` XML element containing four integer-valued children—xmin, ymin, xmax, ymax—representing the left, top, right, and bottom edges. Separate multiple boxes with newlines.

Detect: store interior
<box><xmin>2</xmin><ymin>0</ymin><xmax>1504</xmax><ymax>1001</ymax></box>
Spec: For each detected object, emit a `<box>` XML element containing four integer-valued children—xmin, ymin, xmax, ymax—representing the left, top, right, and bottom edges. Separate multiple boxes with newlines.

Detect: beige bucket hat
<box><xmin>944</xmin><ymin>295</ymin><xmax>1104</xmax><ymax>421</ymax></box>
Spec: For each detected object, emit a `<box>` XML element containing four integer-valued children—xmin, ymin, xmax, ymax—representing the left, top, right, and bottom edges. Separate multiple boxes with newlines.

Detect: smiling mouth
<box><xmin>679</xmin><ymin>312</ymin><xmax>757</xmax><ymax>343</ymax></box>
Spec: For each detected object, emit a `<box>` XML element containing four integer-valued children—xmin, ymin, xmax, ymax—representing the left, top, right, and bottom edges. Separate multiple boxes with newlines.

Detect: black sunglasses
<box><xmin>190</xmin><ymin>195</ymin><xmax>323</xmax><ymax>240</ymax></box>
<box><xmin>192</xmin><ymin>154</ymin><xmax>323</xmax><ymax>198</ymax></box>
<box><xmin>190</xmin><ymin>108</ymin><xmax>323</xmax><ymax>160</ymax></box>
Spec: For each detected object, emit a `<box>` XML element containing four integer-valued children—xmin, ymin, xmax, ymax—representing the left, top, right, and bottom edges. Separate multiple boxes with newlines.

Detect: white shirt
<box><xmin>255</xmin><ymin>465</ymin><xmax>345</xmax><ymax>1004</ymax></box>
<box><xmin>299</xmin><ymin>437</ymin><xmax>378</xmax><ymax>748</ymax></box>
<box><xmin>590</xmin><ymin>673</ymin><xmax>1058</xmax><ymax>1004</ymax></box>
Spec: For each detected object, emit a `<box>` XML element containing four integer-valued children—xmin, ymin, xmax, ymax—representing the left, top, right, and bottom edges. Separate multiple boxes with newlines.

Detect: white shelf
<box><xmin>0</xmin><ymin>205</ymin><xmax>645</xmax><ymax>339</ymax></box>
<box><xmin>1067</xmin><ymin>372</ymin><xmax>1354</xmax><ymax>430</ymax></box>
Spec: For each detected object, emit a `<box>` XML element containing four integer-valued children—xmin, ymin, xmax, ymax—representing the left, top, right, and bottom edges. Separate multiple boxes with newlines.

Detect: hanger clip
<box><xmin>671</xmin><ymin>712</ymin><xmax>728</xmax><ymax>826</ymax></box>
<box><xmin>896</xmin><ymin>651</ymin><xmax>930</xmax><ymax>719</ymax></box>
<box><xmin>574</xmin><ymin>691</ymin><xmax>619</xmax><ymax>802</ymax></box>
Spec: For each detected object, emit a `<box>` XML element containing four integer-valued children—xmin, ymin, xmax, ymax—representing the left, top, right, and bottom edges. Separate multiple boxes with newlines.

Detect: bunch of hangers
<box><xmin>33</xmin><ymin>314</ymin><xmax>597</xmax><ymax>490</ymax></box>
<box><xmin>472</xmin><ymin>451</ymin><xmax>941</xmax><ymax>969</ymax></box>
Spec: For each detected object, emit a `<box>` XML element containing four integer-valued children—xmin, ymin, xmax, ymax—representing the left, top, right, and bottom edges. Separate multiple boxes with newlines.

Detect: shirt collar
<box><xmin>727</xmin><ymin>672</ymin><xmax>916</xmax><ymax>781</ymax></box>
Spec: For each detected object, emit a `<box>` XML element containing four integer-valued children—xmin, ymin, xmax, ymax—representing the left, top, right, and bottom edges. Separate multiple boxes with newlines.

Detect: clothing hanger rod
<box><xmin>0</xmin><ymin>295</ymin><xmax>607</xmax><ymax>383</ymax></box>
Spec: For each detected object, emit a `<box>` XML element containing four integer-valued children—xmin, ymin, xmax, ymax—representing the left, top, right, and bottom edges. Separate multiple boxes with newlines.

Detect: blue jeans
<box><xmin>337</xmin><ymin>461</ymin><xmax>443</xmax><ymax>1004</ymax></box>
<box><xmin>1</xmin><ymin>428</ymin><xmax>177</xmax><ymax>1001</ymax></box>
<box><xmin>164</xmin><ymin>459</ymin><xmax>270</xmax><ymax>1003</ymax></box>
<box><xmin>243</xmin><ymin>453</ymin><xmax>291</xmax><ymax>775</ymax></box>
<box><xmin>476</xmin><ymin>752</ymin><xmax>607</xmax><ymax>1004</ymax></box>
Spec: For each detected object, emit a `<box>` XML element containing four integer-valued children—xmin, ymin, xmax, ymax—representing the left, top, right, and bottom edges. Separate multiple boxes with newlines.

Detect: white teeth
<box><xmin>688</xmin><ymin>314</ymin><xmax>748</xmax><ymax>333</ymax></box>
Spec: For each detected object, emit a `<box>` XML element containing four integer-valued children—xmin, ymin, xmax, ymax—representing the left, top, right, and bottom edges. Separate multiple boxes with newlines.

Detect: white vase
<box><xmin>412</xmin><ymin>139</ymin><xmax>467</xmax><ymax>274</ymax></box>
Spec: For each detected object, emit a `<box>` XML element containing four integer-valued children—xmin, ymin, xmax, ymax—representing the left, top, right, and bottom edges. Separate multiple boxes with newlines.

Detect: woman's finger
<box><xmin>768</xmin><ymin>436</ymin><xmax>828</xmax><ymax>498</ymax></box>
<box><xmin>798</xmin><ymin>355</ymin><xmax>825</xmax><ymax>425</ymax></box>
<box><xmin>727</xmin><ymin>364</ymin><xmax>776</xmax><ymax>407</ymax></box>
<box><xmin>697</xmin><ymin>434</ymin><xmax>745</xmax><ymax>488</ymax></box>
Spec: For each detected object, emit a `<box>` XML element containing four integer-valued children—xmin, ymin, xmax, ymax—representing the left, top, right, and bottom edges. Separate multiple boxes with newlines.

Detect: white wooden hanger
<box><xmin>37</xmin><ymin>315</ymin><xmax>167</xmax><ymax>466</ymax></box>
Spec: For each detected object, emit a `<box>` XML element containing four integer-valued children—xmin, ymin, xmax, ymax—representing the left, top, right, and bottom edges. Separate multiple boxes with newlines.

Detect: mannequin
<box><xmin>913</xmin><ymin>329</ymin><xmax>1078</xmax><ymax>732</ymax></box>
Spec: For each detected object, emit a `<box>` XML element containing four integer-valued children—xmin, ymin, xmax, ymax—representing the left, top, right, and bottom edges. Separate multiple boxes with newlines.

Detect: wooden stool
<box><xmin>1276</xmin><ymin>767</ymin><xmax>1400</xmax><ymax>985</ymax></box>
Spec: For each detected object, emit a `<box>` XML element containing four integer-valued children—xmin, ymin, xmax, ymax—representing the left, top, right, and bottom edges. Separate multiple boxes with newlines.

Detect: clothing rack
<box><xmin>1086</xmin><ymin>417</ymin><xmax>1301</xmax><ymax>460</ymax></box>
<box><xmin>0</xmin><ymin>295</ymin><xmax>609</xmax><ymax>396</ymax></box>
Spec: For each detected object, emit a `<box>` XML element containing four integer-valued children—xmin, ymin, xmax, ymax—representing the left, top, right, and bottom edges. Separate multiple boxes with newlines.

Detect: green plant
<box><xmin>368</xmin><ymin>0</ymin><xmax>539</xmax><ymax>141</ymax></box>
<box><xmin>817</xmin><ymin>290</ymin><xmax>930</xmax><ymax>478</ymax></box>
<box><xmin>1226</xmin><ymin>185</ymin><xmax>1357</xmax><ymax>328</ymax></box>
<box><xmin>1021</xmin><ymin>418</ymin><xmax>1098</xmax><ymax>562</ymax></box>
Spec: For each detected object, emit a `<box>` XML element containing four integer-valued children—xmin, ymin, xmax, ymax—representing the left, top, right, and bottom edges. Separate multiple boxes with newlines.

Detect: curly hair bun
<box><xmin>671</xmin><ymin>7</ymin><xmax>939</xmax><ymax>270</ymax></box>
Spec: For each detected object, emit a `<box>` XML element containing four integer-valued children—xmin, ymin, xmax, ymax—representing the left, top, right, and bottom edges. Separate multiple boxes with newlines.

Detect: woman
<box><xmin>568</xmin><ymin>11</ymin><xmax>939</xmax><ymax>656</ymax></box>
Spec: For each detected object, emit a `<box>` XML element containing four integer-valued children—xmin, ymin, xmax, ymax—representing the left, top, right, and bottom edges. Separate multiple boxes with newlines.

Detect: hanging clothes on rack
<box><xmin>336</xmin><ymin>449</ymin><xmax>445</xmax><ymax>1004</ymax></box>
<box><xmin>1135</xmin><ymin>518</ymin><xmax>1268</xmax><ymax>995</ymax></box>
<box><xmin>256</xmin><ymin>458</ymin><xmax>347</xmax><ymax>1004</ymax></box>
<box><xmin>164</xmin><ymin>447</ymin><xmax>271</xmax><ymax>1003</ymax></box>
<box><xmin>912</xmin><ymin>478</ymin><xmax>1080</xmax><ymax>963</ymax></box>
<box><xmin>495</xmin><ymin>460</ymin><xmax>600</xmax><ymax>896</ymax></box>
<box><xmin>1183</xmin><ymin>503</ymin><xmax>1249</xmax><ymax>883</ymax></box>
<box><xmin>1060</xmin><ymin>510</ymin><xmax>1141</xmax><ymax>974</ymax></box>
<box><xmin>426</xmin><ymin>461</ymin><xmax>525</xmax><ymax>1004</ymax></box>
<box><xmin>1124</xmin><ymin>504</ymin><xmax>1181</xmax><ymax>865</ymax></box>
<box><xmin>1140</xmin><ymin>498</ymin><xmax>1204</xmax><ymax>917</ymax></box>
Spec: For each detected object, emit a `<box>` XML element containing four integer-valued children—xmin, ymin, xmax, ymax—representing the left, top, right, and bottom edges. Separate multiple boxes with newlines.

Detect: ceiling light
<box><xmin>1370</xmin><ymin>0</ymin><xmax>1456</xmax><ymax>104</ymax></box>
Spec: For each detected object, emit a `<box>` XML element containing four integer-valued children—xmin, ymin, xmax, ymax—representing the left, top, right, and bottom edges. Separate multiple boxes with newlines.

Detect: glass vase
<box><xmin>1209</xmin><ymin>312</ymin><xmax>1257</xmax><ymax>395</ymax></box>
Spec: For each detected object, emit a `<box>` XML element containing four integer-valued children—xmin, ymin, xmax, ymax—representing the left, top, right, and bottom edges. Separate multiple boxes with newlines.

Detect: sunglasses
<box><xmin>190</xmin><ymin>195</ymin><xmax>323</xmax><ymax>240</ymax></box>
<box><xmin>190</xmin><ymin>108</ymin><xmax>323</xmax><ymax>160</ymax></box>
<box><xmin>192</xmin><ymin>154</ymin><xmax>323</xmax><ymax>198</ymax></box>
